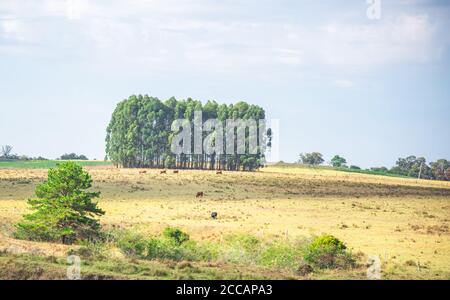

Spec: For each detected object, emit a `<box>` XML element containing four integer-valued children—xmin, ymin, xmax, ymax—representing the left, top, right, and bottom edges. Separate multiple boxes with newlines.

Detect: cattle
<box><xmin>160</xmin><ymin>170</ymin><xmax>167</xmax><ymax>174</ymax></box>
<box><xmin>196</xmin><ymin>192</ymin><xmax>204</xmax><ymax>198</ymax></box>
<box><xmin>216</xmin><ymin>171</ymin><xmax>223</xmax><ymax>175</ymax></box>
<box><xmin>173</xmin><ymin>170</ymin><xmax>179</xmax><ymax>174</ymax></box>
<box><xmin>139</xmin><ymin>170</ymin><xmax>147</xmax><ymax>174</ymax></box>
<box><xmin>211</xmin><ymin>212</ymin><xmax>218</xmax><ymax>219</ymax></box>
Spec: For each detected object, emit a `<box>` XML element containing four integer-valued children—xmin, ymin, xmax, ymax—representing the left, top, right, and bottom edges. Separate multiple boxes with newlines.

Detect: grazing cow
<box><xmin>139</xmin><ymin>170</ymin><xmax>147</xmax><ymax>174</ymax></box>
<box><xmin>160</xmin><ymin>170</ymin><xmax>167</xmax><ymax>174</ymax></box>
<box><xmin>211</xmin><ymin>212</ymin><xmax>218</xmax><ymax>219</ymax></box>
<box><xmin>216</xmin><ymin>171</ymin><xmax>223</xmax><ymax>175</ymax></box>
<box><xmin>196</xmin><ymin>191</ymin><xmax>204</xmax><ymax>198</ymax></box>
<box><xmin>173</xmin><ymin>170</ymin><xmax>179</xmax><ymax>174</ymax></box>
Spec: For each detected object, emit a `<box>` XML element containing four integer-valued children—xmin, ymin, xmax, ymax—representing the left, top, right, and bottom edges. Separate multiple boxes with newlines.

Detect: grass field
<box><xmin>0</xmin><ymin>165</ymin><xmax>449</xmax><ymax>279</ymax></box>
<box><xmin>0</xmin><ymin>160</ymin><xmax>112</xmax><ymax>169</ymax></box>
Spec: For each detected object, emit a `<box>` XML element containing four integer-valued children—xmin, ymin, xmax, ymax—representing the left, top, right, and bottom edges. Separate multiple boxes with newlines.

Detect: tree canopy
<box><xmin>299</xmin><ymin>152</ymin><xmax>324</xmax><ymax>165</ymax></box>
<box><xmin>331</xmin><ymin>155</ymin><xmax>347</xmax><ymax>168</ymax></box>
<box><xmin>106</xmin><ymin>95</ymin><xmax>271</xmax><ymax>171</ymax></box>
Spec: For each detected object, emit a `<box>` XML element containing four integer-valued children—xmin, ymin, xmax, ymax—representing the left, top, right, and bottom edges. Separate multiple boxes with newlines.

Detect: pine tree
<box><xmin>15</xmin><ymin>162</ymin><xmax>104</xmax><ymax>244</ymax></box>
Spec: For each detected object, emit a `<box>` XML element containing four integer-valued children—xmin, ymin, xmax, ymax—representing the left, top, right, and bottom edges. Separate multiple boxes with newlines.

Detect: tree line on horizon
<box><xmin>0</xmin><ymin>145</ymin><xmax>89</xmax><ymax>162</ymax></box>
<box><xmin>105</xmin><ymin>95</ymin><xmax>271</xmax><ymax>171</ymax></box>
<box><xmin>296</xmin><ymin>152</ymin><xmax>450</xmax><ymax>181</ymax></box>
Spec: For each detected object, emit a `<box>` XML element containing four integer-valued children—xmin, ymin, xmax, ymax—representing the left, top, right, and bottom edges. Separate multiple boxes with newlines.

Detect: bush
<box><xmin>146</xmin><ymin>237</ymin><xmax>217</xmax><ymax>262</ymax></box>
<box><xmin>259</xmin><ymin>241</ymin><xmax>303</xmax><ymax>269</ymax></box>
<box><xmin>163</xmin><ymin>227</ymin><xmax>190</xmax><ymax>246</ymax></box>
<box><xmin>221</xmin><ymin>234</ymin><xmax>261</xmax><ymax>264</ymax></box>
<box><xmin>304</xmin><ymin>234</ymin><xmax>355</xmax><ymax>269</ymax></box>
<box><xmin>116</xmin><ymin>231</ymin><xmax>147</xmax><ymax>257</ymax></box>
<box><xmin>146</xmin><ymin>237</ymin><xmax>177</xmax><ymax>260</ymax></box>
<box><xmin>114</xmin><ymin>228</ymin><xmax>357</xmax><ymax>272</ymax></box>
<box><xmin>114</xmin><ymin>227</ymin><xmax>217</xmax><ymax>262</ymax></box>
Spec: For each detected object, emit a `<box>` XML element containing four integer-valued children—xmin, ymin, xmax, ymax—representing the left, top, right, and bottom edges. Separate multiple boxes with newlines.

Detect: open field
<box><xmin>0</xmin><ymin>160</ymin><xmax>112</xmax><ymax>169</ymax></box>
<box><xmin>0</xmin><ymin>165</ymin><xmax>449</xmax><ymax>279</ymax></box>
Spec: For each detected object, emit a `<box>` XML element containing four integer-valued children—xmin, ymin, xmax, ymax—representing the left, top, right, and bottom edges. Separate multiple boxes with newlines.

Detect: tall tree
<box><xmin>1</xmin><ymin>145</ymin><xmax>13</xmax><ymax>158</ymax></box>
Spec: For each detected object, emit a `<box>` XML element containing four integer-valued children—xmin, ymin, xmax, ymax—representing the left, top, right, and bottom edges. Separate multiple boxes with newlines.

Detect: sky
<box><xmin>0</xmin><ymin>0</ymin><xmax>449</xmax><ymax>168</ymax></box>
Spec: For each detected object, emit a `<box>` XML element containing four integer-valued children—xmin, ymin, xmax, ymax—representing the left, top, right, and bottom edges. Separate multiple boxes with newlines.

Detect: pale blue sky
<box><xmin>0</xmin><ymin>0</ymin><xmax>449</xmax><ymax>167</ymax></box>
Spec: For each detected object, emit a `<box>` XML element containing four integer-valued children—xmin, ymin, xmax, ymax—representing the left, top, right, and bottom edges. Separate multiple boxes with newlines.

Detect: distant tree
<box><xmin>430</xmin><ymin>159</ymin><xmax>450</xmax><ymax>181</ymax></box>
<box><xmin>370</xmin><ymin>167</ymin><xmax>389</xmax><ymax>173</ymax></box>
<box><xmin>299</xmin><ymin>152</ymin><xmax>324</xmax><ymax>165</ymax></box>
<box><xmin>60</xmin><ymin>153</ymin><xmax>89</xmax><ymax>160</ymax></box>
<box><xmin>330</xmin><ymin>155</ymin><xmax>347</xmax><ymax>168</ymax></box>
<box><xmin>15</xmin><ymin>162</ymin><xmax>104</xmax><ymax>244</ymax></box>
<box><xmin>392</xmin><ymin>156</ymin><xmax>432</xmax><ymax>179</ymax></box>
<box><xmin>1</xmin><ymin>145</ymin><xmax>13</xmax><ymax>158</ymax></box>
<box><xmin>349</xmin><ymin>165</ymin><xmax>361</xmax><ymax>170</ymax></box>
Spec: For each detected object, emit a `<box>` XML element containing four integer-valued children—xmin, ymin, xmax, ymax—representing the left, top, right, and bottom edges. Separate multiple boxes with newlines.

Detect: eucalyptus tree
<box><xmin>106</xmin><ymin>95</ymin><xmax>271</xmax><ymax>171</ymax></box>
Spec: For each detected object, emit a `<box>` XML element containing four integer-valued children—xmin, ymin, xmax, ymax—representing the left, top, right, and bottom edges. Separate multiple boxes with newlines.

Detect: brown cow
<box><xmin>216</xmin><ymin>171</ymin><xmax>223</xmax><ymax>174</ymax></box>
<box><xmin>160</xmin><ymin>170</ymin><xmax>167</xmax><ymax>174</ymax></box>
<box><xmin>173</xmin><ymin>170</ymin><xmax>179</xmax><ymax>174</ymax></box>
<box><xmin>196</xmin><ymin>192</ymin><xmax>204</xmax><ymax>198</ymax></box>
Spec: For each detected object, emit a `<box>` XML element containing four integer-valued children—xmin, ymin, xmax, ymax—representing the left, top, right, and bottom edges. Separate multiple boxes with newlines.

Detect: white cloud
<box><xmin>314</xmin><ymin>14</ymin><xmax>438</xmax><ymax>67</ymax></box>
<box><xmin>0</xmin><ymin>1</ymin><xmax>445</xmax><ymax>73</ymax></box>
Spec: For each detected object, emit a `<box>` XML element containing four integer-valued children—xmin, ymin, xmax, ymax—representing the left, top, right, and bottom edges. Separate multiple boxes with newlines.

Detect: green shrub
<box><xmin>146</xmin><ymin>237</ymin><xmax>217</xmax><ymax>262</ymax></box>
<box><xmin>225</xmin><ymin>234</ymin><xmax>260</xmax><ymax>251</ymax></box>
<box><xmin>260</xmin><ymin>241</ymin><xmax>303</xmax><ymax>269</ymax></box>
<box><xmin>163</xmin><ymin>227</ymin><xmax>190</xmax><ymax>246</ymax></box>
<box><xmin>112</xmin><ymin>227</ymin><xmax>214</xmax><ymax>262</ymax></box>
<box><xmin>221</xmin><ymin>234</ymin><xmax>261</xmax><ymax>264</ymax></box>
<box><xmin>146</xmin><ymin>237</ymin><xmax>184</xmax><ymax>260</ymax></box>
<box><xmin>304</xmin><ymin>234</ymin><xmax>355</xmax><ymax>269</ymax></box>
<box><xmin>116</xmin><ymin>231</ymin><xmax>147</xmax><ymax>257</ymax></box>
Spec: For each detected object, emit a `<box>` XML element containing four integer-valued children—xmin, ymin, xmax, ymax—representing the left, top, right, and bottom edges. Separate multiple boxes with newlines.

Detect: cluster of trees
<box><xmin>297</xmin><ymin>152</ymin><xmax>449</xmax><ymax>181</ymax></box>
<box><xmin>106</xmin><ymin>95</ymin><xmax>271</xmax><ymax>171</ymax></box>
<box><xmin>59</xmin><ymin>153</ymin><xmax>89</xmax><ymax>160</ymax></box>
<box><xmin>390</xmin><ymin>156</ymin><xmax>449</xmax><ymax>181</ymax></box>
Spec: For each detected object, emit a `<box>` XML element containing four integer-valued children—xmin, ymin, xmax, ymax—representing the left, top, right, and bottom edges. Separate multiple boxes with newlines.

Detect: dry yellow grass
<box><xmin>0</xmin><ymin>166</ymin><xmax>449</xmax><ymax>279</ymax></box>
